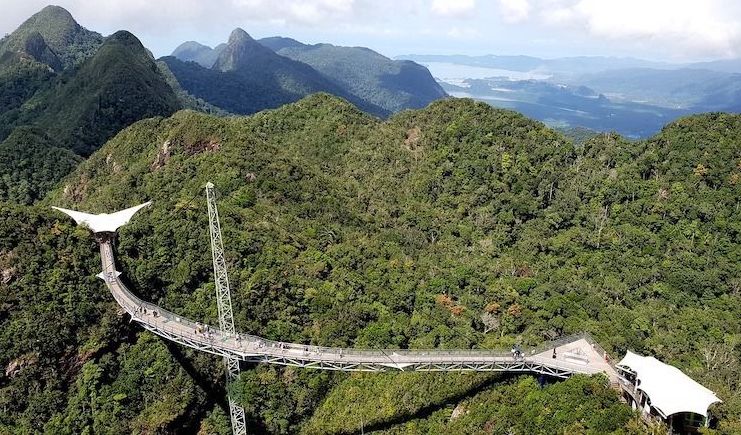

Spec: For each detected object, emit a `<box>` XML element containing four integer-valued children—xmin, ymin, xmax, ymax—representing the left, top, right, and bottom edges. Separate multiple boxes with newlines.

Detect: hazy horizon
<box><xmin>2</xmin><ymin>1</ymin><xmax>741</xmax><ymax>63</ymax></box>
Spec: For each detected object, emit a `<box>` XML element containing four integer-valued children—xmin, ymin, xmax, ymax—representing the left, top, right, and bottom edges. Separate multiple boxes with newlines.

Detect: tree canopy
<box><xmin>0</xmin><ymin>96</ymin><xmax>739</xmax><ymax>433</ymax></box>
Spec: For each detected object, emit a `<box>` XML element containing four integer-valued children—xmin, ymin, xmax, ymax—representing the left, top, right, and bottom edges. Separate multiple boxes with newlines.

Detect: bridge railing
<box><xmin>526</xmin><ymin>333</ymin><xmax>587</xmax><ymax>356</ymax></box>
<box><xmin>101</xmin><ymin>241</ymin><xmax>614</xmax><ymax>368</ymax></box>
<box><xmin>240</xmin><ymin>337</ymin><xmax>515</xmax><ymax>359</ymax></box>
<box><xmin>581</xmin><ymin>333</ymin><xmax>615</xmax><ymax>366</ymax></box>
<box><xmin>107</xmin><ymin>276</ymin><xmax>596</xmax><ymax>362</ymax></box>
<box><xmin>110</xmin><ymin>270</ymin><xmax>519</xmax><ymax>360</ymax></box>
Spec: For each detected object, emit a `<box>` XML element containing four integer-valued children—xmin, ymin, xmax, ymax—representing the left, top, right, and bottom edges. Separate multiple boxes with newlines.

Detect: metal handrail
<box><xmin>100</xmin><ymin>241</ymin><xmax>616</xmax><ymax>373</ymax></box>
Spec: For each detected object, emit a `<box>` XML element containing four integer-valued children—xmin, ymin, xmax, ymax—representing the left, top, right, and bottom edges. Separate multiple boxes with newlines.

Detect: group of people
<box><xmin>195</xmin><ymin>323</ymin><xmax>212</xmax><ymax>339</ymax></box>
<box><xmin>510</xmin><ymin>344</ymin><xmax>559</xmax><ymax>360</ymax></box>
<box><xmin>134</xmin><ymin>305</ymin><xmax>159</xmax><ymax>318</ymax></box>
<box><xmin>511</xmin><ymin>344</ymin><xmax>523</xmax><ymax>360</ymax></box>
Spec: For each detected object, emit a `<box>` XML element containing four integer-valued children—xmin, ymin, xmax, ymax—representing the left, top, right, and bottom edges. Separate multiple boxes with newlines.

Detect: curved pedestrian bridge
<box><xmin>97</xmin><ymin>239</ymin><xmax>618</xmax><ymax>381</ymax></box>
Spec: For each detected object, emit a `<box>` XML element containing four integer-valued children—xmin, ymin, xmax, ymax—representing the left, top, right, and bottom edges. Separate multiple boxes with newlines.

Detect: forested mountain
<box><xmin>260</xmin><ymin>38</ymin><xmax>447</xmax><ymax>113</ymax></box>
<box><xmin>171</xmin><ymin>40</ymin><xmax>225</xmax><ymax>68</ymax></box>
<box><xmin>169</xmin><ymin>34</ymin><xmax>446</xmax><ymax>116</ymax></box>
<box><xmin>0</xmin><ymin>6</ymin><xmax>101</xmax><ymax>131</ymax></box>
<box><xmin>0</xmin><ymin>127</ymin><xmax>81</xmax><ymax>204</ymax></box>
<box><xmin>0</xmin><ymin>5</ymin><xmax>102</xmax><ymax>71</ymax></box>
<box><xmin>163</xmin><ymin>28</ymin><xmax>387</xmax><ymax>116</ymax></box>
<box><xmin>0</xmin><ymin>5</ymin><xmax>448</xmax><ymax>206</ymax></box>
<box><xmin>0</xmin><ymin>5</ymin><xmax>739</xmax><ymax>435</ymax></box>
<box><xmin>0</xmin><ymin>7</ymin><xmax>180</xmax><ymax>204</ymax></box>
<box><xmin>1</xmin><ymin>95</ymin><xmax>738</xmax><ymax>433</ymax></box>
<box><xmin>28</xmin><ymin>30</ymin><xmax>180</xmax><ymax>156</ymax></box>
<box><xmin>0</xmin><ymin>26</ymin><xmax>180</xmax><ymax>155</ymax></box>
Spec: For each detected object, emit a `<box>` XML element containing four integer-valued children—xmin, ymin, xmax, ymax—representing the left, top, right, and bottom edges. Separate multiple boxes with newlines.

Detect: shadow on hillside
<box><xmin>339</xmin><ymin>372</ymin><xmax>525</xmax><ymax>435</ymax></box>
<box><xmin>159</xmin><ymin>338</ymin><xmax>267</xmax><ymax>434</ymax></box>
<box><xmin>159</xmin><ymin>337</ymin><xmax>228</xmax><ymax>433</ymax></box>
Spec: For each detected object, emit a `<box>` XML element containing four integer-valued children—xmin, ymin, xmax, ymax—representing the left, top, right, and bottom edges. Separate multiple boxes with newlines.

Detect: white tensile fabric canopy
<box><xmin>617</xmin><ymin>350</ymin><xmax>721</xmax><ymax>418</ymax></box>
<box><xmin>52</xmin><ymin>202</ymin><xmax>152</xmax><ymax>233</ymax></box>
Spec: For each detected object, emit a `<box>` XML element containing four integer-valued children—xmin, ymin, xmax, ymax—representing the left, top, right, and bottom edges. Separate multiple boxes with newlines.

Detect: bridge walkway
<box><xmin>99</xmin><ymin>239</ymin><xmax>618</xmax><ymax>382</ymax></box>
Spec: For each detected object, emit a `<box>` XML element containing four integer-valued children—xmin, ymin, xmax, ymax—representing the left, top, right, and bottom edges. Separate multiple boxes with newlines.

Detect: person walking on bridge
<box><xmin>512</xmin><ymin>344</ymin><xmax>523</xmax><ymax>360</ymax></box>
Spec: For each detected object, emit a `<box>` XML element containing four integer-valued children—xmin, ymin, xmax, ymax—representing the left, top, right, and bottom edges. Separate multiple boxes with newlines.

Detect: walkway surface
<box><xmin>98</xmin><ymin>239</ymin><xmax>619</xmax><ymax>382</ymax></box>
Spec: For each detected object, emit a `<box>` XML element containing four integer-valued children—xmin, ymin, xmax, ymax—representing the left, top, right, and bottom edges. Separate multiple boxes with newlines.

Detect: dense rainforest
<box><xmin>1</xmin><ymin>94</ymin><xmax>739</xmax><ymax>433</ymax></box>
<box><xmin>0</xmin><ymin>5</ymin><xmax>446</xmax><ymax>208</ymax></box>
<box><xmin>0</xmin><ymin>6</ymin><xmax>180</xmax><ymax>204</ymax></box>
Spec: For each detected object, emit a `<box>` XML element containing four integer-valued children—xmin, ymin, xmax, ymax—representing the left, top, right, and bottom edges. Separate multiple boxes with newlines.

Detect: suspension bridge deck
<box><xmin>98</xmin><ymin>239</ymin><xmax>618</xmax><ymax>382</ymax></box>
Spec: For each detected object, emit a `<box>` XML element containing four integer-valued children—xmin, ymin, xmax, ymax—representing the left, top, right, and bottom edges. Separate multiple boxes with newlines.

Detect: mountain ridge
<box><xmin>0</xmin><ymin>5</ymin><xmax>103</xmax><ymax>70</ymax></box>
<box><xmin>163</xmin><ymin>28</ymin><xmax>389</xmax><ymax>117</ymax></box>
<box><xmin>0</xmin><ymin>23</ymin><xmax>181</xmax><ymax>203</ymax></box>
<box><xmin>260</xmin><ymin>38</ymin><xmax>447</xmax><ymax>113</ymax></box>
<box><xmin>169</xmin><ymin>33</ymin><xmax>447</xmax><ymax>116</ymax></box>
<box><xmin>32</xmin><ymin>30</ymin><xmax>180</xmax><ymax>156</ymax></box>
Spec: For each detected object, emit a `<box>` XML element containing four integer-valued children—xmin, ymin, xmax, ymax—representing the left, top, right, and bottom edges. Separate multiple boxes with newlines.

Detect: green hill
<box><xmin>0</xmin><ymin>28</ymin><xmax>180</xmax><ymax>175</ymax></box>
<box><xmin>31</xmin><ymin>30</ymin><xmax>180</xmax><ymax>156</ymax></box>
<box><xmin>0</xmin><ymin>8</ymin><xmax>180</xmax><ymax>204</ymax></box>
<box><xmin>0</xmin><ymin>5</ymin><xmax>102</xmax><ymax>70</ymax></box>
<box><xmin>261</xmin><ymin>38</ymin><xmax>447</xmax><ymax>113</ymax></box>
<box><xmin>163</xmin><ymin>29</ymin><xmax>386</xmax><ymax>117</ymax></box>
<box><xmin>0</xmin><ymin>96</ymin><xmax>728</xmax><ymax>433</ymax></box>
<box><xmin>0</xmin><ymin>127</ymin><xmax>81</xmax><ymax>204</ymax></box>
<box><xmin>0</xmin><ymin>6</ymin><xmax>101</xmax><ymax>134</ymax></box>
<box><xmin>171</xmin><ymin>41</ymin><xmax>225</xmax><ymax>68</ymax></box>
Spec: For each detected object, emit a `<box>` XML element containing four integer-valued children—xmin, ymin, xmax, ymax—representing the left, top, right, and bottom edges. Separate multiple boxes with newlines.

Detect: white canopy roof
<box><xmin>52</xmin><ymin>202</ymin><xmax>151</xmax><ymax>233</ymax></box>
<box><xmin>617</xmin><ymin>350</ymin><xmax>721</xmax><ymax>418</ymax></box>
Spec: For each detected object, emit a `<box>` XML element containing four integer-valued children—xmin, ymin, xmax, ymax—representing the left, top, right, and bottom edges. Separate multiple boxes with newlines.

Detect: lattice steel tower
<box><xmin>206</xmin><ymin>182</ymin><xmax>247</xmax><ymax>435</ymax></box>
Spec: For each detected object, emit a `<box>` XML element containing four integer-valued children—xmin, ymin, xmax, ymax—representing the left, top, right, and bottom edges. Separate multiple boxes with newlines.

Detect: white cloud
<box><xmin>447</xmin><ymin>26</ymin><xmax>481</xmax><ymax>39</ymax></box>
<box><xmin>529</xmin><ymin>0</ymin><xmax>741</xmax><ymax>58</ymax></box>
<box><xmin>283</xmin><ymin>0</ymin><xmax>356</xmax><ymax>25</ymax></box>
<box><xmin>1</xmin><ymin>0</ymin><xmax>364</xmax><ymax>33</ymax></box>
<box><xmin>3</xmin><ymin>0</ymin><xmax>741</xmax><ymax>60</ymax></box>
<box><xmin>431</xmin><ymin>0</ymin><xmax>476</xmax><ymax>18</ymax></box>
<box><xmin>498</xmin><ymin>0</ymin><xmax>530</xmax><ymax>23</ymax></box>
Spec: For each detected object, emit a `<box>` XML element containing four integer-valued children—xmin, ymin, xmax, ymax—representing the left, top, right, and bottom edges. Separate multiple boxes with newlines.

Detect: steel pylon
<box><xmin>206</xmin><ymin>182</ymin><xmax>247</xmax><ymax>435</ymax></box>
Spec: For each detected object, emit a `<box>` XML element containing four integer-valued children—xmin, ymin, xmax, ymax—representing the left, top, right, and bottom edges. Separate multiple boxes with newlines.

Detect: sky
<box><xmin>2</xmin><ymin>0</ymin><xmax>741</xmax><ymax>62</ymax></box>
